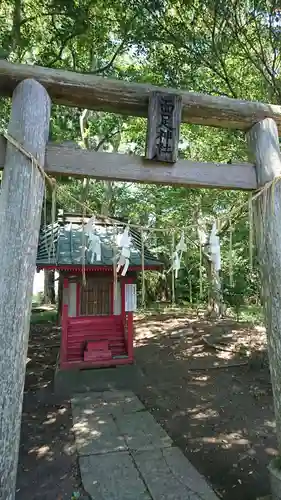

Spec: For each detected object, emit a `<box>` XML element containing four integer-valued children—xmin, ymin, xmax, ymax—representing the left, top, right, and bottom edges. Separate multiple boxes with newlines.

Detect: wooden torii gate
<box><xmin>0</xmin><ymin>60</ymin><xmax>281</xmax><ymax>499</ymax></box>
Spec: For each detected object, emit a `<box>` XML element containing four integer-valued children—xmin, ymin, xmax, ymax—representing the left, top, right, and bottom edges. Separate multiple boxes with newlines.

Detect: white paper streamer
<box><xmin>85</xmin><ymin>217</ymin><xmax>102</xmax><ymax>262</ymax></box>
<box><xmin>172</xmin><ymin>251</ymin><xmax>181</xmax><ymax>278</ymax></box>
<box><xmin>116</xmin><ymin>227</ymin><xmax>131</xmax><ymax>275</ymax></box>
<box><xmin>87</xmin><ymin>232</ymin><xmax>101</xmax><ymax>262</ymax></box>
<box><xmin>209</xmin><ymin>221</ymin><xmax>221</xmax><ymax>271</ymax></box>
<box><xmin>176</xmin><ymin>232</ymin><xmax>187</xmax><ymax>252</ymax></box>
<box><xmin>172</xmin><ymin>232</ymin><xmax>187</xmax><ymax>279</ymax></box>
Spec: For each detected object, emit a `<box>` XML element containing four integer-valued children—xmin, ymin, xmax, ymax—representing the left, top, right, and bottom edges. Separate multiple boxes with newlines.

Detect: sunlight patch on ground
<box><xmin>193</xmin><ymin>408</ymin><xmax>220</xmax><ymax>420</ymax></box>
<box><xmin>43</xmin><ymin>407</ymin><xmax>68</xmax><ymax>425</ymax></box>
<box><xmin>29</xmin><ymin>444</ymin><xmax>54</xmax><ymax>460</ymax></box>
<box><xmin>73</xmin><ymin>420</ymin><xmax>102</xmax><ymax>435</ymax></box>
<box><xmin>265</xmin><ymin>447</ymin><xmax>278</xmax><ymax>456</ymax></box>
<box><xmin>201</xmin><ymin>433</ymin><xmax>250</xmax><ymax>447</ymax></box>
<box><xmin>264</xmin><ymin>419</ymin><xmax>276</xmax><ymax>429</ymax></box>
<box><xmin>43</xmin><ymin>416</ymin><xmax>57</xmax><ymax>425</ymax></box>
<box><xmin>134</xmin><ymin>312</ymin><xmax>268</xmax><ymax>369</ymax></box>
<box><xmin>192</xmin><ymin>375</ymin><xmax>210</xmax><ymax>382</ymax></box>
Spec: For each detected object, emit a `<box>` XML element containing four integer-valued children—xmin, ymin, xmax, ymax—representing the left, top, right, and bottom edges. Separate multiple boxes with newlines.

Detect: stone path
<box><xmin>71</xmin><ymin>390</ymin><xmax>219</xmax><ymax>500</ymax></box>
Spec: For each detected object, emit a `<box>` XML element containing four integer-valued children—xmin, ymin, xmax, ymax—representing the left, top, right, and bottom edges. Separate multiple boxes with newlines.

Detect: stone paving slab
<box><xmin>72</xmin><ymin>390</ymin><xmax>219</xmax><ymax>499</ymax></box>
<box><xmin>79</xmin><ymin>452</ymin><xmax>152</xmax><ymax>500</ymax></box>
<box><xmin>133</xmin><ymin>447</ymin><xmax>219</xmax><ymax>500</ymax></box>
<box><xmin>71</xmin><ymin>389</ymin><xmax>145</xmax><ymax>417</ymax></box>
<box><xmin>72</xmin><ymin>412</ymin><xmax>127</xmax><ymax>456</ymax></box>
<box><xmin>115</xmin><ymin>411</ymin><xmax>172</xmax><ymax>451</ymax></box>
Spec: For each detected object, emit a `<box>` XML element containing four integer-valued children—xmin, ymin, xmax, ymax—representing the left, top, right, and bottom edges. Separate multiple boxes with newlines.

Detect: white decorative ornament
<box><xmin>85</xmin><ymin>215</ymin><xmax>96</xmax><ymax>233</ymax></box>
<box><xmin>209</xmin><ymin>222</ymin><xmax>221</xmax><ymax>271</ymax></box>
<box><xmin>116</xmin><ymin>226</ymin><xmax>131</xmax><ymax>276</ymax></box>
<box><xmin>87</xmin><ymin>232</ymin><xmax>101</xmax><ymax>262</ymax></box>
<box><xmin>172</xmin><ymin>251</ymin><xmax>181</xmax><ymax>278</ymax></box>
<box><xmin>176</xmin><ymin>232</ymin><xmax>187</xmax><ymax>253</ymax></box>
<box><xmin>198</xmin><ymin>228</ymin><xmax>206</xmax><ymax>246</ymax></box>
<box><xmin>116</xmin><ymin>254</ymin><xmax>125</xmax><ymax>267</ymax></box>
<box><xmin>172</xmin><ymin>232</ymin><xmax>187</xmax><ymax>278</ymax></box>
<box><xmin>119</xmin><ymin>226</ymin><xmax>131</xmax><ymax>247</ymax></box>
<box><xmin>84</xmin><ymin>218</ymin><xmax>101</xmax><ymax>262</ymax></box>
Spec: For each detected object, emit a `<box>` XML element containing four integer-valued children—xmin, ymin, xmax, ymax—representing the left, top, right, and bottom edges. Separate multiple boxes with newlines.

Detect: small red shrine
<box><xmin>36</xmin><ymin>213</ymin><xmax>162</xmax><ymax>370</ymax></box>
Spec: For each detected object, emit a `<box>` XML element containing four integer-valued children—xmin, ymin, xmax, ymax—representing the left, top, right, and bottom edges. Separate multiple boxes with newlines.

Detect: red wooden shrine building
<box><xmin>36</xmin><ymin>213</ymin><xmax>162</xmax><ymax>370</ymax></box>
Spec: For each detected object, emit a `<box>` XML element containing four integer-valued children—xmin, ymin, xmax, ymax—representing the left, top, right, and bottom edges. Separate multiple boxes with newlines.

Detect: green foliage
<box><xmin>223</xmin><ymin>277</ymin><xmax>247</xmax><ymax>321</ymax></box>
<box><xmin>30</xmin><ymin>309</ymin><xmax>57</xmax><ymax>324</ymax></box>
<box><xmin>1</xmin><ymin>0</ymin><xmax>276</xmax><ymax>313</ymax></box>
<box><xmin>238</xmin><ymin>304</ymin><xmax>264</xmax><ymax>325</ymax></box>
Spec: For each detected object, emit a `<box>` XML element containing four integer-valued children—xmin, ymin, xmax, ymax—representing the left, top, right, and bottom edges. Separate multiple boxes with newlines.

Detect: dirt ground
<box><xmin>16</xmin><ymin>311</ymin><xmax>276</xmax><ymax>500</ymax></box>
<box><xmin>16</xmin><ymin>324</ymin><xmax>88</xmax><ymax>500</ymax></box>
<box><xmin>134</xmin><ymin>311</ymin><xmax>277</xmax><ymax>500</ymax></box>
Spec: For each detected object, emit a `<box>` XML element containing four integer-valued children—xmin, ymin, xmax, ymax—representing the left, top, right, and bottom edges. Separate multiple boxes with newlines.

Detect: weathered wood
<box><xmin>0</xmin><ymin>79</ymin><xmax>50</xmax><ymax>499</ymax></box>
<box><xmin>0</xmin><ymin>138</ymin><xmax>258</xmax><ymax>190</ymax></box>
<box><xmin>1</xmin><ymin>60</ymin><xmax>281</xmax><ymax>131</ymax></box>
<box><xmin>145</xmin><ymin>92</ymin><xmax>182</xmax><ymax>163</ymax></box>
<box><xmin>247</xmin><ymin>118</ymin><xmax>281</xmax><ymax>455</ymax></box>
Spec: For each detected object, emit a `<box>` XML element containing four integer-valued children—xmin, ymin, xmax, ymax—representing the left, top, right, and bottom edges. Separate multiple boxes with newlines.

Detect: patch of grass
<box><xmin>237</xmin><ymin>305</ymin><xmax>264</xmax><ymax>325</ymax></box>
<box><xmin>137</xmin><ymin>302</ymin><xmax>204</xmax><ymax>318</ymax></box>
<box><xmin>30</xmin><ymin>309</ymin><xmax>57</xmax><ymax>324</ymax></box>
<box><xmin>137</xmin><ymin>302</ymin><xmax>264</xmax><ymax>326</ymax></box>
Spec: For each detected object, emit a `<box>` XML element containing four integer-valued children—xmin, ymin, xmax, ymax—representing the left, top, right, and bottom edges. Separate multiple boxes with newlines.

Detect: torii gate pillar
<box><xmin>247</xmin><ymin>118</ymin><xmax>281</xmax><ymax>499</ymax></box>
<box><xmin>0</xmin><ymin>79</ymin><xmax>50</xmax><ymax>499</ymax></box>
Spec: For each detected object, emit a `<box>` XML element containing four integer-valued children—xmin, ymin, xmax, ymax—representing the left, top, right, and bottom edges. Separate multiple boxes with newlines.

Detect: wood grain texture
<box><xmin>247</xmin><ymin>118</ymin><xmax>281</xmax><ymax>452</ymax></box>
<box><xmin>0</xmin><ymin>79</ymin><xmax>50</xmax><ymax>499</ymax></box>
<box><xmin>145</xmin><ymin>92</ymin><xmax>182</xmax><ymax>162</ymax></box>
<box><xmin>0</xmin><ymin>60</ymin><xmax>281</xmax><ymax>131</ymax></box>
<box><xmin>0</xmin><ymin>139</ymin><xmax>258</xmax><ymax>190</ymax></box>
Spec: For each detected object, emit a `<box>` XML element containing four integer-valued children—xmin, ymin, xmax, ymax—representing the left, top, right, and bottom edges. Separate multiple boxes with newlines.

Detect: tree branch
<box><xmin>230</xmin><ymin>8</ymin><xmax>281</xmax><ymax>100</ymax></box>
<box><xmin>201</xmin><ymin>10</ymin><xmax>238</xmax><ymax>98</ymax></box>
<box><xmin>11</xmin><ymin>0</ymin><xmax>21</xmax><ymax>52</ymax></box>
<box><xmin>85</xmin><ymin>39</ymin><xmax>127</xmax><ymax>75</ymax></box>
<box><xmin>48</xmin><ymin>30</ymin><xmax>84</xmax><ymax>66</ymax></box>
<box><xmin>95</xmin><ymin>128</ymin><xmax>122</xmax><ymax>151</ymax></box>
<box><xmin>20</xmin><ymin>11</ymin><xmax>66</xmax><ymax>26</ymax></box>
<box><xmin>143</xmin><ymin>0</ymin><xmax>238</xmax><ymax>98</ymax></box>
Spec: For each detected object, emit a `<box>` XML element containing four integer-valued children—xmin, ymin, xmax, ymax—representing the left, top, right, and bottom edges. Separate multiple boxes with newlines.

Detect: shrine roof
<box><xmin>36</xmin><ymin>219</ymin><xmax>163</xmax><ymax>270</ymax></box>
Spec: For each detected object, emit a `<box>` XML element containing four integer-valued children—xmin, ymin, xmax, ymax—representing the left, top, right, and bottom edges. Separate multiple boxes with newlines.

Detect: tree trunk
<box><xmin>247</xmin><ymin>117</ymin><xmax>281</xmax><ymax>454</ymax></box>
<box><xmin>0</xmin><ymin>79</ymin><xmax>50</xmax><ymax>499</ymax></box>
<box><xmin>43</xmin><ymin>269</ymin><xmax>55</xmax><ymax>304</ymax></box>
<box><xmin>205</xmin><ymin>258</ymin><xmax>224</xmax><ymax>318</ymax></box>
<box><xmin>101</xmin><ymin>180</ymin><xmax>113</xmax><ymax>216</ymax></box>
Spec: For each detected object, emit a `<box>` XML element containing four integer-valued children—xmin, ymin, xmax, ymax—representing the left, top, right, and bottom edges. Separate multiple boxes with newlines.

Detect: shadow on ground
<box><xmin>17</xmin><ymin>311</ymin><xmax>276</xmax><ymax>500</ymax></box>
<box><xmin>16</xmin><ymin>324</ymin><xmax>89</xmax><ymax>500</ymax></box>
<box><xmin>133</xmin><ymin>311</ymin><xmax>276</xmax><ymax>500</ymax></box>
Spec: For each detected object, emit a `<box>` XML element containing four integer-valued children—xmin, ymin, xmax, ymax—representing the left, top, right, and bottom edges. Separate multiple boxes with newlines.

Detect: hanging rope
<box><xmin>261</xmin><ymin>185</ymin><xmax>268</xmax><ymax>250</ymax></box>
<box><xmin>3</xmin><ymin>132</ymin><xmax>54</xmax><ymax>189</ymax></box>
<box><xmin>5</xmin><ymin>131</ymin><xmax>274</xmax><ymax>284</ymax></box>
<box><xmin>4</xmin><ymin>131</ymin><xmax>281</xmax><ymax>240</ymax></box>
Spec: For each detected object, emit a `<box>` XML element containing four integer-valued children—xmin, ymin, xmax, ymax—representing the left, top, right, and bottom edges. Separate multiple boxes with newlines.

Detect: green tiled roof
<box><xmin>37</xmin><ymin>222</ymin><xmax>162</xmax><ymax>268</ymax></box>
